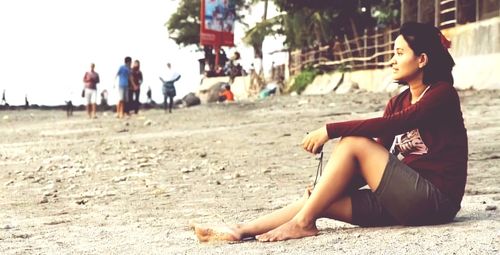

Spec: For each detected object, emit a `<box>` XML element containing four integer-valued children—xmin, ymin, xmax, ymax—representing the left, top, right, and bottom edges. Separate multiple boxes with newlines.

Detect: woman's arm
<box><xmin>327</xmin><ymin>82</ymin><xmax>456</xmax><ymax>139</ymax></box>
<box><xmin>376</xmin><ymin>97</ymin><xmax>396</xmax><ymax>150</ymax></box>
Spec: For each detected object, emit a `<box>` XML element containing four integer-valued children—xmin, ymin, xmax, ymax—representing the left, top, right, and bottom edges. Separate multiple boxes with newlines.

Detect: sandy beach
<box><xmin>0</xmin><ymin>89</ymin><xmax>499</xmax><ymax>254</ymax></box>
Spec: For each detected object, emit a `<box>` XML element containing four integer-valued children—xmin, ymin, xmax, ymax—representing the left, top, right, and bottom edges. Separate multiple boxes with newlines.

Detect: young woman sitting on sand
<box><xmin>194</xmin><ymin>22</ymin><xmax>468</xmax><ymax>242</ymax></box>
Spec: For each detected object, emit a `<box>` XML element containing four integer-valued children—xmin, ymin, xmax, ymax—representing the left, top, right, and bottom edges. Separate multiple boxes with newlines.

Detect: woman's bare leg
<box><xmin>194</xmin><ymin>188</ymin><xmax>309</xmax><ymax>242</ymax></box>
<box><xmin>256</xmin><ymin>136</ymin><xmax>389</xmax><ymax>242</ymax></box>
<box><xmin>194</xmin><ymin>136</ymin><xmax>387</xmax><ymax>242</ymax></box>
<box><xmin>194</xmin><ymin>188</ymin><xmax>354</xmax><ymax>242</ymax></box>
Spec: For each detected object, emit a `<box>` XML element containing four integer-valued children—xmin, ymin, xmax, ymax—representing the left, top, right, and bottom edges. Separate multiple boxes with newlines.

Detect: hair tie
<box><xmin>439</xmin><ymin>32</ymin><xmax>451</xmax><ymax>49</ymax></box>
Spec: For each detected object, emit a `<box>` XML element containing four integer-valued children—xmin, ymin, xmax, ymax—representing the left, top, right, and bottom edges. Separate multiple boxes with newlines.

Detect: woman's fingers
<box><xmin>304</xmin><ymin>139</ymin><xmax>316</xmax><ymax>153</ymax></box>
<box><xmin>312</xmin><ymin>144</ymin><xmax>324</xmax><ymax>154</ymax></box>
<box><xmin>302</xmin><ymin>134</ymin><xmax>313</xmax><ymax>152</ymax></box>
<box><xmin>303</xmin><ymin>126</ymin><xmax>331</xmax><ymax>154</ymax></box>
<box><xmin>302</xmin><ymin>129</ymin><xmax>325</xmax><ymax>154</ymax></box>
<box><xmin>301</xmin><ymin>137</ymin><xmax>309</xmax><ymax>151</ymax></box>
<box><xmin>306</xmin><ymin>141</ymin><xmax>315</xmax><ymax>152</ymax></box>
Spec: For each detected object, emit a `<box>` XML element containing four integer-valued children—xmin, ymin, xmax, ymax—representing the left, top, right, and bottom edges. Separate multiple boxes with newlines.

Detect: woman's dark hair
<box><xmin>399</xmin><ymin>22</ymin><xmax>455</xmax><ymax>85</ymax></box>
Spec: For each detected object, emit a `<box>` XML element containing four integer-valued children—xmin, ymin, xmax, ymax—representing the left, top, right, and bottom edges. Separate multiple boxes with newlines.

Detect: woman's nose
<box><xmin>390</xmin><ymin>55</ymin><xmax>396</xmax><ymax>65</ymax></box>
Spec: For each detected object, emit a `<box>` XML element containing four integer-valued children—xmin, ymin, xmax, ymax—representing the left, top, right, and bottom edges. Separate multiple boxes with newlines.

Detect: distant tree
<box><xmin>272</xmin><ymin>0</ymin><xmax>356</xmax><ymax>49</ymax></box>
<box><xmin>165</xmin><ymin>0</ymin><xmax>400</xmax><ymax>54</ymax></box>
<box><xmin>273</xmin><ymin>0</ymin><xmax>400</xmax><ymax>50</ymax></box>
<box><xmin>166</xmin><ymin>0</ymin><xmax>201</xmax><ymax>47</ymax></box>
<box><xmin>371</xmin><ymin>0</ymin><xmax>401</xmax><ymax>27</ymax></box>
<box><xmin>242</xmin><ymin>0</ymin><xmax>281</xmax><ymax>79</ymax></box>
<box><xmin>242</xmin><ymin>0</ymin><xmax>271</xmax><ymax>60</ymax></box>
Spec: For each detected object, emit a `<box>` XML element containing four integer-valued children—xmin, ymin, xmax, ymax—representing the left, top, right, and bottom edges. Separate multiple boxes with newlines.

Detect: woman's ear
<box><xmin>418</xmin><ymin>53</ymin><xmax>429</xmax><ymax>68</ymax></box>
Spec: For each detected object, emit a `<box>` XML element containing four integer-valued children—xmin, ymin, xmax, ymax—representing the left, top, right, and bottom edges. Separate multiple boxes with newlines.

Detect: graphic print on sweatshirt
<box><xmin>392</xmin><ymin>129</ymin><xmax>429</xmax><ymax>155</ymax></box>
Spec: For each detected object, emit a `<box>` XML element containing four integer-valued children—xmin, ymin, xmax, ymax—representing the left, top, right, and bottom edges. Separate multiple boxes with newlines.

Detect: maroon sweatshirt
<box><xmin>326</xmin><ymin>81</ymin><xmax>468</xmax><ymax>204</ymax></box>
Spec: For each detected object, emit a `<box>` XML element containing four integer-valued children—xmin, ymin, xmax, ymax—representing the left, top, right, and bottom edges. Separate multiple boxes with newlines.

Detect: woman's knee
<box><xmin>337</xmin><ymin>136</ymin><xmax>374</xmax><ymax>151</ymax></box>
<box><xmin>335</xmin><ymin>136</ymin><xmax>388</xmax><ymax>167</ymax></box>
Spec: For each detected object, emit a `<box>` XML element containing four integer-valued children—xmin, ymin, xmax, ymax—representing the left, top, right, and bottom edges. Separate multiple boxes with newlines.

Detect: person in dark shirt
<box><xmin>128</xmin><ymin>60</ymin><xmax>143</xmax><ymax>114</ymax></box>
<box><xmin>193</xmin><ymin>22</ymin><xmax>468</xmax><ymax>243</ymax></box>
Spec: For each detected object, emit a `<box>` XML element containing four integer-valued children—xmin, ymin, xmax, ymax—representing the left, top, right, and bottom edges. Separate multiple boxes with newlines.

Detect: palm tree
<box><xmin>242</xmin><ymin>0</ymin><xmax>277</xmax><ymax>86</ymax></box>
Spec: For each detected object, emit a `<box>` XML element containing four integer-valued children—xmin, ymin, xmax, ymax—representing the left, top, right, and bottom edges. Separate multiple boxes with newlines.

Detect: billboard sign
<box><xmin>200</xmin><ymin>0</ymin><xmax>235</xmax><ymax>46</ymax></box>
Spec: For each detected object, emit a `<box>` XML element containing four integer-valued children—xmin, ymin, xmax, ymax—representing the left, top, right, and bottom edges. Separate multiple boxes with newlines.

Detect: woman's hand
<box><xmin>302</xmin><ymin>126</ymin><xmax>329</xmax><ymax>154</ymax></box>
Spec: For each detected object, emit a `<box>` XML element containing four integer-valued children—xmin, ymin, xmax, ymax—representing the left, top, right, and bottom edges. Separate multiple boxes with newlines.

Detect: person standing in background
<box><xmin>1</xmin><ymin>89</ymin><xmax>7</xmax><ymax>106</ymax></box>
<box><xmin>115</xmin><ymin>56</ymin><xmax>134</xmax><ymax>118</ymax></box>
<box><xmin>100</xmin><ymin>89</ymin><xmax>109</xmax><ymax>110</ymax></box>
<box><xmin>146</xmin><ymin>86</ymin><xmax>152</xmax><ymax>104</ymax></box>
<box><xmin>83</xmin><ymin>63</ymin><xmax>100</xmax><ymax>118</ymax></box>
<box><xmin>129</xmin><ymin>60</ymin><xmax>143</xmax><ymax>114</ymax></box>
<box><xmin>160</xmin><ymin>63</ymin><xmax>181</xmax><ymax>113</ymax></box>
<box><xmin>24</xmin><ymin>94</ymin><xmax>29</xmax><ymax>109</ymax></box>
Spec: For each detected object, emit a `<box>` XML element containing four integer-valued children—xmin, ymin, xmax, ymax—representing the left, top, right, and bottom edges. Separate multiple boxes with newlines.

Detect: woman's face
<box><xmin>390</xmin><ymin>35</ymin><xmax>423</xmax><ymax>83</ymax></box>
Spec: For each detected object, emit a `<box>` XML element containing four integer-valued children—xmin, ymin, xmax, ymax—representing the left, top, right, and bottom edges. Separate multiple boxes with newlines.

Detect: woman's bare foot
<box><xmin>256</xmin><ymin>219</ymin><xmax>318</xmax><ymax>242</ymax></box>
<box><xmin>194</xmin><ymin>224</ymin><xmax>242</xmax><ymax>242</ymax></box>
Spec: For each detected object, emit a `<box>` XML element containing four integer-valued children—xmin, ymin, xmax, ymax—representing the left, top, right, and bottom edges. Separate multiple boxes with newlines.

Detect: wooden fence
<box><xmin>289</xmin><ymin>27</ymin><xmax>400</xmax><ymax>76</ymax></box>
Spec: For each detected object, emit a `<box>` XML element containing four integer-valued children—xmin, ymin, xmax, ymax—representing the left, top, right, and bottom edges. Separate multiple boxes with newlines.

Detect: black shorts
<box><xmin>165</xmin><ymin>91</ymin><xmax>176</xmax><ymax>98</ymax></box>
<box><xmin>350</xmin><ymin>154</ymin><xmax>461</xmax><ymax>227</ymax></box>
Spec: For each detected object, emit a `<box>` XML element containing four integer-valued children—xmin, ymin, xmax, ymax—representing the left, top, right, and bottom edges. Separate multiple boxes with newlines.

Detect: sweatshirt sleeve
<box><xmin>326</xmin><ymin>82</ymin><xmax>455</xmax><ymax>139</ymax></box>
<box><xmin>375</xmin><ymin>98</ymin><xmax>396</xmax><ymax>150</ymax></box>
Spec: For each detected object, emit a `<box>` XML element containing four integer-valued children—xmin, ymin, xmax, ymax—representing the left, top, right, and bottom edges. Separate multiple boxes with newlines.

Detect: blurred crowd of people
<box><xmin>78</xmin><ymin>56</ymin><xmax>182</xmax><ymax>119</ymax></box>
<box><xmin>202</xmin><ymin>46</ymin><xmax>246</xmax><ymax>81</ymax></box>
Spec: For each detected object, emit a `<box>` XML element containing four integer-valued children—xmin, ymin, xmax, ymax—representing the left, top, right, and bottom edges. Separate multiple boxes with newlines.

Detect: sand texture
<box><xmin>0</xmin><ymin>89</ymin><xmax>499</xmax><ymax>254</ymax></box>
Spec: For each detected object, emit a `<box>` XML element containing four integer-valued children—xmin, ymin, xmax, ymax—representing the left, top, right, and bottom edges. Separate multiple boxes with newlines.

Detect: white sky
<box><xmin>0</xmin><ymin>0</ymin><xmax>285</xmax><ymax>106</ymax></box>
<box><xmin>0</xmin><ymin>0</ymin><xmax>203</xmax><ymax>106</ymax></box>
